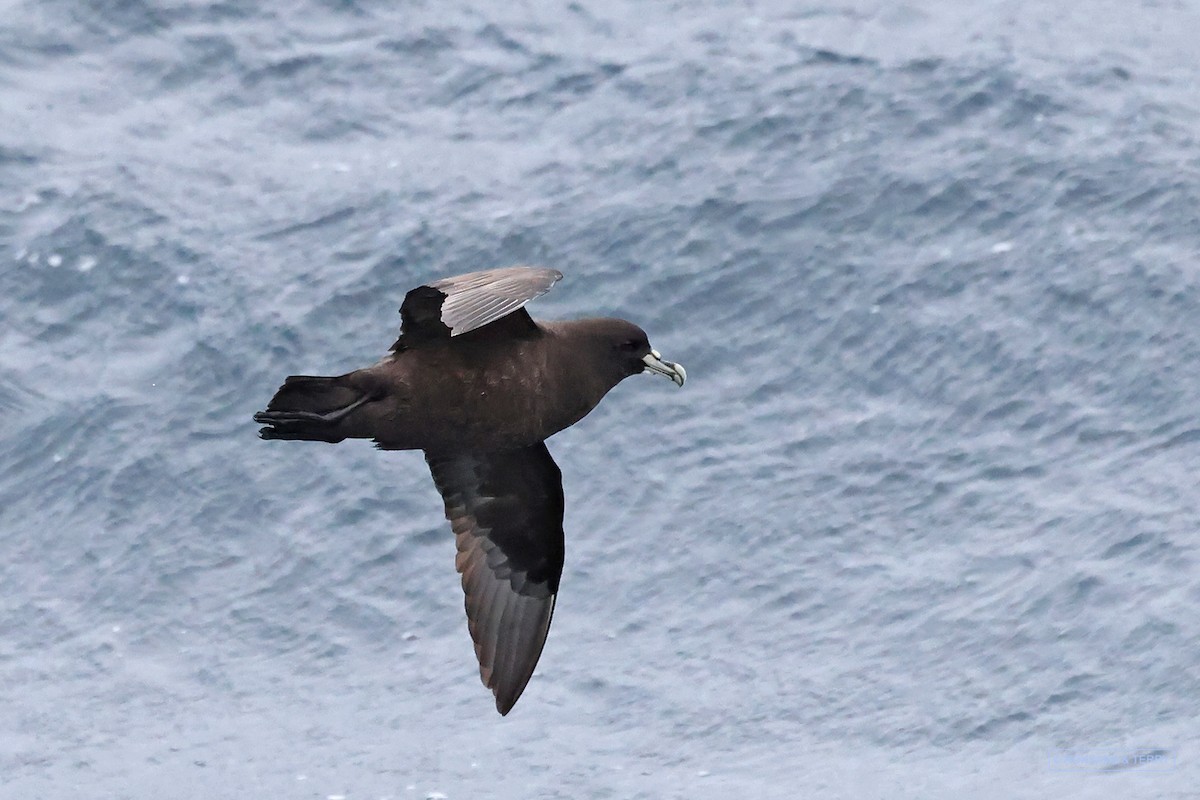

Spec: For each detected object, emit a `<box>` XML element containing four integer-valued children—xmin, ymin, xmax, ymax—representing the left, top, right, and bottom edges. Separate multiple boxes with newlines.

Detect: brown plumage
<box><xmin>254</xmin><ymin>266</ymin><xmax>685</xmax><ymax>714</ymax></box>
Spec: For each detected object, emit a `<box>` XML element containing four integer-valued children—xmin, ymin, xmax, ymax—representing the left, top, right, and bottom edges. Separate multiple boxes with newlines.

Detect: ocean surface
<box><xmin>2</xmin><ymin>1</ymin><xmax>1199</xmax><ymax>798</ymax></box>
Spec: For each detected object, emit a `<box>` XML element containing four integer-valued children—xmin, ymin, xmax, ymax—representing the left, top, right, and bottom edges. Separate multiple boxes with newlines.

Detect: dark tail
<box><xmin>253</xmin><ymin>375</ymin><xmax>368</xmax><ymax>443</ymax></box>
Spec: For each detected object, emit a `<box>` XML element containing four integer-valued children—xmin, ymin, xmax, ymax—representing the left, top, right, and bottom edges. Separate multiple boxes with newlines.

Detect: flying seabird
<box><xmin>254</xmin><ymin>266</ymin><xmax>686</xmax><ymax>714</ymax></box>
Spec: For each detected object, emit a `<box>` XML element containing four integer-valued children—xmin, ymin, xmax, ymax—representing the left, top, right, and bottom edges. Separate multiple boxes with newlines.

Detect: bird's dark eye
<box><xmin>619</xmin><ymin>339</ymin><xmax>642</xmax><ymax>352</ymax></box>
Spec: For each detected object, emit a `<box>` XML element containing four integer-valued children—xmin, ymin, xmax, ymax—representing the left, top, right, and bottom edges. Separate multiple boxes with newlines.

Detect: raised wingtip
<box><xmin>432</xmin><ymin>266</ymin><xmax>566</xmax><ymax>337</ymax></box>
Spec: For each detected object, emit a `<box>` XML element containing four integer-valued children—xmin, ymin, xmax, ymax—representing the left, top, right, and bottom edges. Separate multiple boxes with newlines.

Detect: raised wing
<box><xmin>424</xmin><ymin>443</ymin><xmax>565</xmax><ymax>715</ymax></box>
<box><xmin>394</xmin><ymin>266</ymin><xmax>562</xmax><ymax>349</ymax></box>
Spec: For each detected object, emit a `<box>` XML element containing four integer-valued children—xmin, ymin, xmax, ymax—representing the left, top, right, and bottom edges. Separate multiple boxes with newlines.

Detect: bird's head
<box><xmin>573</xmin><ymin>318</ymin><xmax>687</xmax><ymax>388</ymax></box>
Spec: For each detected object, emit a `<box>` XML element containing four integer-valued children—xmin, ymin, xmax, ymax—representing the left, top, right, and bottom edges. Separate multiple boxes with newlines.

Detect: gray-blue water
<box><xmin>3</xmin><ymin>1</ymin><xmax>1198</xmax><ymax>798</ymax></box>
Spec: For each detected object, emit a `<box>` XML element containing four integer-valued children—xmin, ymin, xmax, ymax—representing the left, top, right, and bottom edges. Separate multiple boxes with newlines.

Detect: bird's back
<box><xmin>345</xmin><ymin>323</ymin><xmax>609</xmax><ymax>452</ymax></box>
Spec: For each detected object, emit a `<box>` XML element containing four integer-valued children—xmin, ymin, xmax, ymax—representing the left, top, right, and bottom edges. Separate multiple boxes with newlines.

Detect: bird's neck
<box><xmin>539</xmin><ymin>321</ymin><xmax>626</xmax><ymax>427</ymax></box>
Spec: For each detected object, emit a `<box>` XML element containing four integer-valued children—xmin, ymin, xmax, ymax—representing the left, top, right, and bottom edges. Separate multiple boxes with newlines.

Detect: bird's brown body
<box><xmin>313</xmin><ymin>320</ymin><xmax>630</xmax><ymax>453</ymax></box>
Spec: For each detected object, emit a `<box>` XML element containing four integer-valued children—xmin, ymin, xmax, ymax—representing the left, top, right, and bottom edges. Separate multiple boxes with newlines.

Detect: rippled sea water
<box><xmin>3</xmin><ymin>1</ymin><xmax>1199</xmax><ymax>798</ymax></box>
